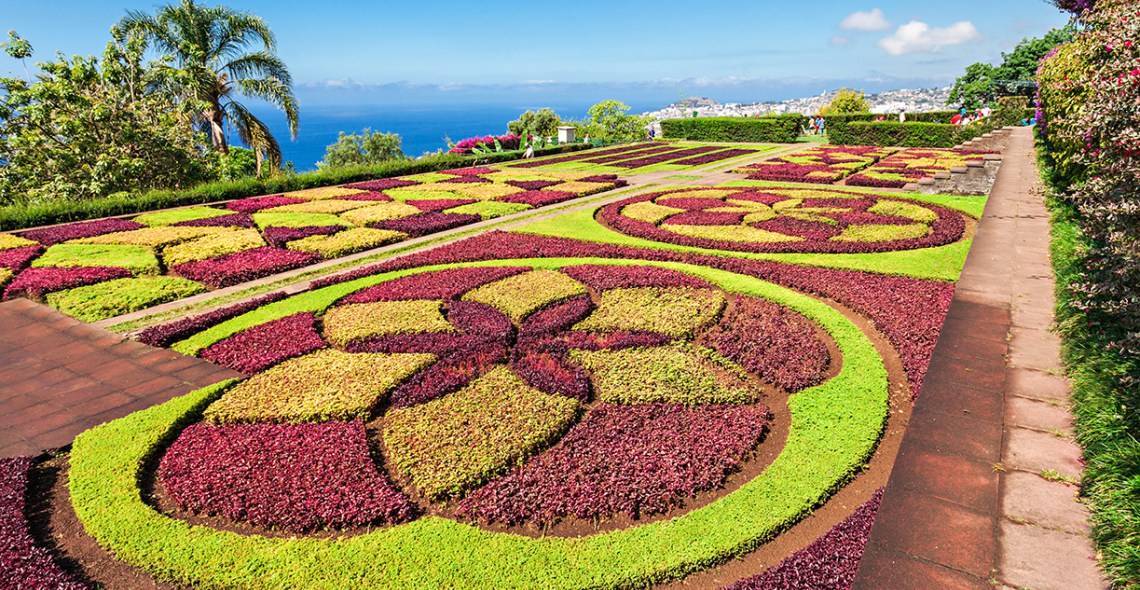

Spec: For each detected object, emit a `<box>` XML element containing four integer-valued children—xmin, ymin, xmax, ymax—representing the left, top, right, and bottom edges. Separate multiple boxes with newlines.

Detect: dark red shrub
<box><xmin>199</xmin><ymin>313</ymin><xmax>326</xmax><ymax>374</ymax></box>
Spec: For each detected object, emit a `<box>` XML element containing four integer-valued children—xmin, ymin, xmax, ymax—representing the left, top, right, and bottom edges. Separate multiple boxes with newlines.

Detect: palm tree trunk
<box><xmin>206</xmin><ymin>106</ymin><xmax>229</xmax><ymax>153</ymax></box>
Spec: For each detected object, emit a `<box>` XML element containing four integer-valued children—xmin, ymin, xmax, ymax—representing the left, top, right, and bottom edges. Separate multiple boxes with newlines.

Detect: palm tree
<box><xmin>115</xmin><ymin>0</ymin><xmax>298</xmax><ymax>174</ymax></box>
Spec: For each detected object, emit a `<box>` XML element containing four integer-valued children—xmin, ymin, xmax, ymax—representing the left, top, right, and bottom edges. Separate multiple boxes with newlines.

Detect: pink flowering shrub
<box><xmin>158</xmin><ymin>421</ymin><xmax>417</xmax><ymax>532</ymax></box>
<box><xmin>448</xmin><ymin>134</ymin><xmax>521</xmax><ymax>154</ymax></box>
<box><xmin>200</xmin><ymin>313</ymin><xmax>326</xmax><ymax>374</ymax></box>
<box><xmin>172</xmin><ymin>247</ymin><xmax>318</xmax><ymax>288</ymax></box>
<box><xmin>18</xmin><ymin>218</ymin><xmax>142</xmax><ymax>246</ymax></box>
<box><xmin>4</xmin><ymin>266</ymin><xmax>132</xmax><ymax>300</ymax></box>
<box><xmin>456</xmin><ymin>403</ymin><xmax>769</xmax><ymax>526</ymax></box>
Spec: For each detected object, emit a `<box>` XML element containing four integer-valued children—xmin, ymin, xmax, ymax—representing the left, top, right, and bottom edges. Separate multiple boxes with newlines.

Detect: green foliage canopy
<box><xmin>582</xmin><ymin>100</ymin><xmax>650</xmax><ymax>143</ymax></box>
<box><xmin>821</xmin><ymin>89</ymin><xmax>870</xmax><ymax>116</ymax></box>
<box><xmin>951</xmin><ymin>27</ymin><xmax>1074</xmax><ymax>108</ymax></box>
<box><xmin>318</xmin><ymin>129</ymin><xmax>406</xmax><ymax>170</ymax></box>
<box><xmin>508</xmin><ymin>108</ymin><xmax>562</xmax><ymax>138</ymax></box>
<box><xmin>0</xmin><ymin>35</ymin><xmax>213</xmax><ymax>206</ymax></box>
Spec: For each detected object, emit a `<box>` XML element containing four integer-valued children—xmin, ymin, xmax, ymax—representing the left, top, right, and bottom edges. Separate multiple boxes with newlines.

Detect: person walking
<box><xmin>899</xmin><ymin>111</ymin><xmax>907</xmax><ymax>123</ymax></box>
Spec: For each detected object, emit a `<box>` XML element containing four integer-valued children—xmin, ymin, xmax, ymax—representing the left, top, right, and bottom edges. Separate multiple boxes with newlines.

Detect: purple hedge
<box><xmin>725</xmin><ymin>490</ymin><xmax>884</xmax><ymax>590</ymax></box>
<box><xmin>374</xmin><ymin>212</ymin><xmax>481</xmax><ymax>237</ymax></box>
<box><xmin>339</xmin><ymin>266</ymin><xmax>527</xmax><ymax>303</ymax></box>
<box><xmin>343</xmin><ymin>178</ymin><xmax>419</xmax><ymax>191</ymax></box>
<box><xmin>519</xmin><ymin>296</ymin><xmax>594</xmax><ymax>336</ymax></box>
<box><xmin>562</xmin><ymin>265</ymin><xmax>709</xmax><ymax>291</ymax></box>
<box><xmin>136</xmin><ymin>291</ymin><xmax>290</xmax><ymax>347</ymax></box>
<box><xmin>439</xmin><ymin>166</ymin><xmax>497</xmax><ymax>176</ymax></box>
<box><xmin>174</xmin><ymin>213</ymin><xmax>255</xmax><ymax>228</ymax></box>
<box><xmin>18</xmin><ymin>218</ymin><xmax>142</xmax><ymax>246</ymax></box>
<box><xmin>263</xmin><ymin>225</ymin><xmax>344</xmax><ymax>249</ymax></box>
<box><xmin>407</xmin><ymin>199</ymin><xmax>477</xmax><ymax>212</ymax></box>
<box><xmin>502</xmin><ymin>191</ymin><xmax>577</xmax><ymax>208</ymax></box>
<box><xmin>0</xmin><ymin>457</ymin><xmax>87</xmax><ymax>589</ymax></box>
<box><xmin>509</xmin><ymin>350</ymin><xmax>591</xmax><ymax>402</ymax></box>
<box><xmin>671</xmin><ymin>148</ymin><xmax>756</xmax><ymax>166</ymax></box>
<box><xmin>0</xmin><ymin>246</ymin><xmax>42</xmax><ymax>271</ymax></box>
<box><xmin>389</xmin><ymin>343</ymin><xmax>508</xmax><ymax>408</ymax></box>
<box><xmin>699</xmin><ymin>296</ymin><xmax>831</xmax><ymax>392</ymax></box>
<box><xmin>4</xmin><ymin>266</ymin><xmax>132</xmax><ymax>301</ymax></box>
<box><xmin>506</xmin><ymin>180</ymin><xmax>563</xmax><ymax>191</ymax></box>
<box><xmin>510</xmin><ymin>143</ymin><xmax>654</xmax><ymax>169</ymax></box>
<box><xmin>456</xmin><ymin>403</ymin><xmax>769</xmax><ymax>526</ymax></box>
<box><xmin>158</xmin><ymin>421</ymin><xmax>417</xmax><ymax>532</ymax></box>
<box><xmin>172</xmin><ymin>247</ymin><xmax>319</xmax><ymax>289</ymax></box>
<box><xmin>199</xmin><ymin>313</ymin><xmax>326</xmax><ymax>374</ymax></box>
<box><xmin>225</xmin><ymin>195</ymin><xmax>304</xmax><ymax>214</ymax></box>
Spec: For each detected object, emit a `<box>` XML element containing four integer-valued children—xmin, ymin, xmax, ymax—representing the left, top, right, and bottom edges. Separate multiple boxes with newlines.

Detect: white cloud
<box><xmin>841</xmin><ymin>8</ymin><xmax>890</xmax><ymax>32</ymax></box>
<box><xmin>878</xmin><ymin>20</ymin><xmax>980</xmax><ymax>55</ymax></box>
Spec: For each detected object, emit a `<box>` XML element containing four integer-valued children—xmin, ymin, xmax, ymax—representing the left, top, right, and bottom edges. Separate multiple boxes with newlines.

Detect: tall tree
<box><xmin>114</xmin><ymin>0</ymin><xmax>298</xmax><ymax>174</ymax></box>
<box><xmin>821</xmin><ymin>89</ymin><xmax>870</xmax><ymax>115</ymax></box>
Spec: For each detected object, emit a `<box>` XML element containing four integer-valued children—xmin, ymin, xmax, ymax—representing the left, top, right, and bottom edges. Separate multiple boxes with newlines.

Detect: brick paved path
<box><xmin>0</xmin><ymin>298</ymin><xmax>240</xmax><ymax>457</ymax></box>
<box><xmin>853</xmin><ymin>127</ymin><xmax>1106</xmax><ymax>589</ymax></box>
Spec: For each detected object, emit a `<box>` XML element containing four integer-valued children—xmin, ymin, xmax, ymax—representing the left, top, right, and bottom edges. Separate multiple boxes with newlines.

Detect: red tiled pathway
<box><xmin>853</xmin><ymin>127</ymin><xmax>1107</xmax><ymax>589</ymax></box>
<box><xmin>0</xmin><ymin>298</ymin><xmax>240</xmax><ymax>458</ymax></box>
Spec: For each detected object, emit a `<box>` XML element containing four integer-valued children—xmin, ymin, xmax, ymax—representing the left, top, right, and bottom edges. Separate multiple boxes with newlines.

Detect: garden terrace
<box><xmin>508</xmin><ymin>141</ymin><xmax>776</xmax><ymax>175</ymax></box>
<box><xmin>0</xmin><ymin>167</ymin><xmax>625</xmax><ymax>322</ymax></box>
<box><xmin>846</xmin><ymin>148</ymin><xmax>994</xmax><ymax>189</ymax></box>
<box><xmin>2</xmin><ymin>135</ymin><xmax>1044</xmax><ymax>590</ymax></box>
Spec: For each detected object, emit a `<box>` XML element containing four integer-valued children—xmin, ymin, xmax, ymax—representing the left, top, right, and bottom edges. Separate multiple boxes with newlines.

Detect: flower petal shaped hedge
<box><xmin>382</xmin><ymin>366</ymin><xmax>580</xmax><ymax>499</ymax></box>
<box><xmin>159</xmin><ymin>421</ymin><xmax>416</xmax><ymax>533</ymax></box>
<box><xmin>203</xmin><ymin>349</ymin><xmax>435</xmax><ymax>424</ymax></box>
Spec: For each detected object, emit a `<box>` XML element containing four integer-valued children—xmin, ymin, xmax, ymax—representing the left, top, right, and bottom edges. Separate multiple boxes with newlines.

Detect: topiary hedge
<box><xmin>829</xmin><ymin>122</ymin><xmax>967</xmax><ymax>148</ymax></box>
<box><xmin>660</xmin><ymin>116</ymin><xmax>801</xmax><ymax>143</ymax></box>
<box><xmin>0</xmin><ymin>144</ymin><xmax>592</xmax><ymax>232</ymax></box>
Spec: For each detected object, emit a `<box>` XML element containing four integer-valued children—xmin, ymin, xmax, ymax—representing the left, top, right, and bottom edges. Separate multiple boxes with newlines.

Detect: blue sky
<box><xmin>3</xmin><ymin>1</ymin><xmax>1070</xmax><ymax>105</ymax></box>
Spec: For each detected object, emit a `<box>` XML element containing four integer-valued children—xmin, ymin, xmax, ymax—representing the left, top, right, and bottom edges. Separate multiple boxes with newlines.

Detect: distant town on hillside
<box><xmin>644</xmin><ymin>87</ymin><xmax>952</xmax><ymax>120</ymax></box>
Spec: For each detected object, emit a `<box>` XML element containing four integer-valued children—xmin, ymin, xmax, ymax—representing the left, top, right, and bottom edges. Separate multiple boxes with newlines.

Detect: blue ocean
<box><xmin>250</xmin><ymin>102</ymin><xmax>648</xmax><ymax>171</ymax></box>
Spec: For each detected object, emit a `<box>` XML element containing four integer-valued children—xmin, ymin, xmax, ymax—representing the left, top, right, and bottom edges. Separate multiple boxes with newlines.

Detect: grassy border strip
<box><xmin>72</xmin><ymin>258</ymin><xmax>888</xmax><ymax>589</ymax></box>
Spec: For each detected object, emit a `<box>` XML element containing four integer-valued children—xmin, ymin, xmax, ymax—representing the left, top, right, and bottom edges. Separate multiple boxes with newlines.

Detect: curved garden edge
<box><xmin>69</xmin><ymin>258</ymin><xmax>889</xmax><ymax>589</ymax></box>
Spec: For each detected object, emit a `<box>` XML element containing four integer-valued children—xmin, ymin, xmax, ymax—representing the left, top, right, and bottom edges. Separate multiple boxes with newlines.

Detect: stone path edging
<box><xmin>852</xmin><ymin>127</ymin><xmax>1107</xmax><ymax>590</ymax></box>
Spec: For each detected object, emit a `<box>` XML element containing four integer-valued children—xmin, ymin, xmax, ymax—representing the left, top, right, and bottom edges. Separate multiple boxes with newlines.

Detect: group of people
<box><xmin>804</xmin><ymin>116</ymin><xmax>827</xmax><ymax>135</ymax></box>
<box><xmin>951</xmin><ymin>105</ymin><xmax>992</xmax><ymax>126</ymax></box>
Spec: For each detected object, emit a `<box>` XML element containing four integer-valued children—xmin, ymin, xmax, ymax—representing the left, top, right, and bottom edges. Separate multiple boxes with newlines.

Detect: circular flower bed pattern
<box><xmin>155</xmin><ymin>265</ymin><xmax>836</xmax><ymax>533</ymax></box>
<box><xmin>599</xmin><ymin>186</ymin><xmax>967</xmax><ymax>254</ymax></box>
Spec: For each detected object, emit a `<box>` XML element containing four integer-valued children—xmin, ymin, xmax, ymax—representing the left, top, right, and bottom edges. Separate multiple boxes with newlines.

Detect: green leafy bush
<box><xmin>318</xmin><ymin>129</ymin><xmax>406</xmax><ymax>170</ymax></box>
<box><xmin>660</xmin><ymin>116</ymin><xmax>801</xmax><ymax>143</ymax></box>
<box><xmin>46</xmin><ymin>276</ymin><xmax>205</xmax><ymax>321</ymax></box>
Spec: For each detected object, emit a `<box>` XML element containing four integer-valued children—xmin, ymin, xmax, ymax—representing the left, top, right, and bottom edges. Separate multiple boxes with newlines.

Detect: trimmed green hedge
<box><xmin>660</xmin><ymin>116</ymin><xmax>801</xmax><ymax>143</ymax></box>
<box><xmin>830</xmin><ymin>121</ymin><xmax>973</xmax><ymax>148</ymax></box>
<box><xmin>0</xmin><ymin>144</ymin><xmax>591</xmax><ymax>232</ymax></box>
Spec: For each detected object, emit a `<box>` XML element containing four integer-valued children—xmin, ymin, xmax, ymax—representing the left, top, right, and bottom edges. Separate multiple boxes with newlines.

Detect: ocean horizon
<box><xmin>249</xmin><ymin>101</ymin><xmax>657</xmax><ymax>171</ymax></box>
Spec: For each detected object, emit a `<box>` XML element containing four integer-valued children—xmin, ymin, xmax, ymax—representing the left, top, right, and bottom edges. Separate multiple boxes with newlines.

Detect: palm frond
<box><xmin>236</xmin><ymin>77</ymin><xmax>299</xmax><ymax>139</ymax></box>
<box><xmin>224</xmin><ymin>100</ymin><xmax>282</xmax><ymax>172</ymax></box>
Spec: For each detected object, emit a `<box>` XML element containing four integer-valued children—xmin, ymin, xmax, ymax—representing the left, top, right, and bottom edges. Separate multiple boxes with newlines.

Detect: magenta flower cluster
<box><xmin>200</xmin><ymin>312</ymin><xmax>326</xmax><ymax>374</ymax></box>
<box><xmin>448</xmin><ymin>134</ymin><xmax>521</xmax><ymax>154</ymax></box>
<box><xmin>510</xmin><ymin>143</ymin><xmax>655</xmax><ymax>168</ymax></box>
<box><xmin>159</xmin><ymin>421</ymin><xmax>417</xmax><ymax>532</ymax></box>
<box><xmin>0</xmin><ymin>457</ymin><xmax>87</xmax><ymax>589</ymax></box>
<box><xmin>456</xmin><ymin>402</ymin><xmax>769</xmax><ymax>526</ymax></box>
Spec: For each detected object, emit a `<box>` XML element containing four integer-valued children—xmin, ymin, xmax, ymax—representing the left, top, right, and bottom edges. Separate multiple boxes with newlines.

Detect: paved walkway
<box><xmin>854</xmin><ymin>127</ymin><xmax>1106</xmax><ymax>589</ymax></box>
<box><xmin>0</xmin><ymin>298</ymin><xmax>240</xmax><ymax>457</ymax></box>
